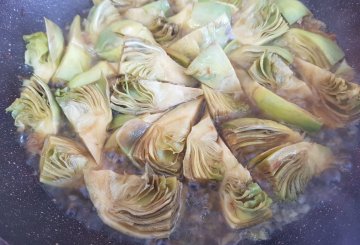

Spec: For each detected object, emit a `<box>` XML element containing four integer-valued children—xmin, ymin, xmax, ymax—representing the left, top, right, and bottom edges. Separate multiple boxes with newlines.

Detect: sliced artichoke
<box><xmin>222</xmin><ymin>118</ymin><xmax>303</xmax><ymax>162</ymax></box>
<box><xmin>23</xmin><ymin>19</ymin><xmax>64</xmax><ymax>82</ymax></box>
<box><xmin>183</xmin><ymin>113</ymin><xmax>225</xmax><ymax>181</ymax></box>
<box><xmin>238</xmin><ymin>69</ymin><xmax>323</xmax><ymax>132</ymax></box>
<box><xmin>108</xmin><ymin>19</ymin><xmax>156</xmax><ymax>43</ymax></box>
<box><xmin>131</xmin><ymin>98</ymin><xmax>203</xmax><ymax>175</ymax></box>
<box><xmin>202</xmin><ymin>84</ymin><xmax>250</xmax><ymax>122</ymax></box>
<box><xmin>110</xmin><ymin>74</ymin><xmax>203</xmax><ymax>115</ymax></box>
<box><xmin>294</xmin><ymin>58</ymin><xmax>360</xmax><ymax>128</ymax></box>
<box><xmin>120</xmin><ymin>38</ymin><xmax>197</xmax><ymax>86</ymax></box>
<box><xmin>85</xmin><ymin>0</ymin><xmax>121</xmax><ymax>43</ymax></box>
<box><xmin>227</xmin><ymin>43</ymin><xmax>293</xmax><ymax>70</ymax></box>
<box><xmin>6</xmin><ymin>76</ymin><xmax>60</xmax><ymax>137</ymax></box>
<box><xmin>68</xmin><ymin>61</ymin><xmax>117</xmax><ymax>88</ymax></box>
<box><xmin>168</xmin><ymin>0</ymin><xmax>195</xmax><ymax>13</ymax></box>
<box><xmin>275</xmin><ymin>28</ymin><xmax>345</xmax><ymax>69</ymax></box>
<box><xmin>232</xmin><ymin>2</ymin><xmax>289</xmax><ymax>45</ymax></box>
<box><xmin>124</xmin><ymin>0</ymin><xmax>171</xmax><ymax>27</ymax></box>
<box><xmin>166</xmin><ymin>14</ymin><xmax>232</xmax><ymax>66</ymax></box>
<box><xmin>149</xmin><ymin>17</ymin><xmax>179</xmax><ymax>45</ymax></box>
<box><xmin>275</xmin><ymin>0</ymin><xmax>311</xmax><ymax>25</ymax></box>
<box><xmin>40</xmin><ymin>136</ymin><xmax>96</xmax><ymax>188</ymax></box>
<box><xmin>56</xmin><ymin>77</ymin><xmax>112</xmax><ymax>163</ymax></box>
<box><xmin>84</xmin><ymin>168</ymin><xmax>182</xmax><ymax>238</ymax></box>
<box><xmin>249</xmin><ymin>142</ymin><xmax>334</xmax><ymax>200</ymax></box>
<box><xmin>53</xmin><ymin>15</ymin><xmax>92</xmax><ymax>83</ymax></box>
<box><xmin>220</xmin><ymin>142</ymin><xmax>273</xmax><ymax>229</ymax></box>
<box><xmin>186</xmin><ymin>43</ymin><xmax>242</xmax><ymax>93</ymax></box>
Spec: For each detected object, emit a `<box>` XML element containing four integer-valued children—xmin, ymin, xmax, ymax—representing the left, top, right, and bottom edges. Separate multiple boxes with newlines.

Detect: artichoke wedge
<box><xmin>84</xmin><ymin>168</ymin><xmax>182</xmax><ymax>239</ymax></box>
<box><xmin>53</xmin><ymin>15</ymin><xmax>92</xmax><ymax>84</ymax></box>
<box><xmin>220</xmin><ymin>142</ymin><xmax>273</xmax><ymax>229</ymax></box>
<box><xmin>56</xmin><ymin>77</ymin><xmax>112</xmax><ymax>163</ymax></box>
<box><xmin>232</xmin><ymin>2</ymin><xmax>289</xmax><ymax>45</ymax></box>
<box><xmin>40</xmin><ymin>136</ymin><xmax>96</xmax><ymax>188</ymax></box>
<box><xmin>183</xmin><ymin>113</ymin><xmax>225</xmax><ymax>181</ymax></box>
<box><xmin>238</xmin><ymin>69</ymin><xmax>323</xmax><ymax>132</ymax></box>
<box><xmin>275</xmin><ymin>28</ymin><xmax>345</xmax><ymax>69</ymax></box>
<box><xmin>23</xmin><ymin>19</ymin><xmax>64</xmax><ymax>82</ymax></box>
<box><xmin>249</xmin><ymin>142</ymin><xmax>334</xmax><ymax>201</ymax></box>
<box><xmin>108</xmin><ymin>19</ymin><xmax>156</xmax><ymax>43</ymax></box>
<box><xmin>6</xmin><ymin>76</ymin><xmax>61</xmax><ymax>137</ymax></box>
<box><xmin>85</xmin><ymin>0</ymin><xmax>121</xmax><ymax>43</ymax></box>
<box><xmin>149</xmin><ymin>17</ymin><xmax>179</xmax><ymax>45</ymax></box>
<box><xmin>131</xmin><ymin>98</ymin><xmax>203</xmax><ymax>176</ymax></box>
<box><xmin>222</xmin><ymin>118</ymin><xmax>303</xmax><ymax>162</ymax></box>
<box><xmin>166</xmin><ymin>14</ymin><xmax>232</xmax><ymax>67</ymax></box>
<box><xmin>110</xmin><ymin>74</ymin><xmax>203</xmax><ymax>115</ymax></box>
<box><xmin>120</xmin><ymin>38</ymin><xmax>197</xmax><ymax>86</ymax></box>
<box><xmin>124</xmin><ymin>0</ymin><xmax>171</xmax><ymax>27</ymax></box>
<box><xmin>294</xmin><ymin>58</ymin><xmax>360</xmax><ymax>128</ymax></box>
<box><xmin>186</xmin><ymin>43</ymin><xmax>242</xmax><ymax>93</ymax></box>
<box><xmin>275</xmin><ymin>0</ymin><xmax>311</xmax><ymax>25</ymax></box>
<box><xmin>202</xmin><ymin>84</ymin><xmax>250</xmax><ymax>123</ymax></box>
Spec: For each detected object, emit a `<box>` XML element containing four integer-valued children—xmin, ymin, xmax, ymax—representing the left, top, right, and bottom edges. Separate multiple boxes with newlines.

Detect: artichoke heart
<box><xmin>84</xmin><ymin>168</ymin><xmax>182</xmax><ymax>239</ymax></box>
<box><xmin>220</xmin><ymin>142</ymin><xmax>273</xmax><ymax>229</ymax></box>
<box><xmin>131</xmin><ymin>98</ymin><xmax>203</xmax><ymax>176</ymax></box>
<box><xmin>222</xmin><ymin>118</ymin><xmax>303</xmax><ymax>162</ymax></box>
<box><xmin>249</xmin><ymin>142</ymin><xmax>334</xmax><ymax>201</ymax></box>
<box><xmin>183</xmin><ymin>113</ymin><xmax>225</xmax><ymax>181</ymax></box>
<box><xmin>232</xmin><ymin>2</ymin><xmax>289</xmax><ymax>45</ymax></box>
<box><xmin>6</xmin><ymin>76</ymin><xmax>61</xmax><ymax>137</ymax></box>
<box><xmin>120</xmin><ymin>38</ymin><xmax>197</xmax><ymax>87</ymax></box>
<box><xmin>149</xmin><ymin>17</ymin><xmax>180</xmax><ymax>45</ymax></box>
<box><xmin>40</xmin><ymin>136</ymin><xmax>96</xmax><ymax>188</ymax></box>
<box><xmin>295</xmin><ymin>58</ymin><xmax>360</xmax><ymax>128</ymax></box>
<box><xmin>186</xmin><ymin>43</ymin><xmax>242</xmax><ymax>93</ymax></box>
<box><xmin>56</xmin><ymin>77</ymin><xmax>112</xmax><ymax>163</ymax></box>
<box><xmin>110</xmin><ymin>74</ymin><xmax>203</xmax><ymax>115</ymax></box>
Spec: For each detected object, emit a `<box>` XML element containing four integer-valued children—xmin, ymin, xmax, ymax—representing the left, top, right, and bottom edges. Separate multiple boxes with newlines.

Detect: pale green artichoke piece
<box><xmin>110</xmin><ymin>74</ymin><xmax>203</xmax><ymax>115</ymax></box>
<box><xmin>6</xmin><ymin>76</ymin><xmax>61</xmax><ymax>137</ymax></box>
<box><xmin>186</xmin><ymin>43</ymin><xmax>242</xmax><ymax>93</ymax></box>
<box><xmin>183</xmin><ymin>113</ymin><xmax>225</xmax><ymax>181</ymax></box>
<box><xmin>275</xmin><ymin>0</ymin><xmax>311</xmax><ymax>25</ymax></box>
<box><xmin>84</xmin><ymin>168</ymin><xmax>182</xmax><ymax>238</ymax></box>
<box><xmin>120</xmin><ymin>38</ymin><xmax>197</xmax><ymax>87</ymax></box>
<box><xmin>222</xmin><ymin>118</ymin><xmax>303</xmax><ymax>162</ymax></box>
<box><xmin>295</xmin><ymin>58</ymin><xmax>360</xmax><ymax>128</ymax></box>
<box><xmin>40</xmin><ymin>136</ymin><xmax>96</xmax><ymax>188</ymax></box>
<box><xmin>109</xmin><ymin>114</ymin><xmax>137</xmax><ymax>130</ymax></box>
<box><xmin>132</xmin><ymin>98</ymin><xmax>203</xmax><ymax>176</ymax></box>
<box><xmin>149</xmin><ymin>17</ymin><xmax>179</xmax><ymax>45</ymax></box>
<box><xmin>56</xmin><ymin>77</ymin><xmax>112</xmax><ymax>163</ymax></box>
<box><xmin>108</xmin><ymin>19</ymin><xmax>156</xmax><ymax>43</ymax></box>
<box><xmin>53</xmin><ymin>15</ymin><xmax>92</xmax><ymax>84</ymax></box>
<box><xmin>239</xmin><ymin>69</ymin><xmax>323</xmax><ymax>132</ymax></box>
<box><xmin>250</xmin><ymin>142</ymin><xmax>334</xmax><ymax>200</ymax></box>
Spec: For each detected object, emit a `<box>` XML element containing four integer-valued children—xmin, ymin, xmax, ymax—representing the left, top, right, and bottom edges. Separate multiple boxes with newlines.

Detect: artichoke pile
<box><xmin>6</xmin><ymin>0</ymin><xmax>359</xmax><ymax>240</ymax></box>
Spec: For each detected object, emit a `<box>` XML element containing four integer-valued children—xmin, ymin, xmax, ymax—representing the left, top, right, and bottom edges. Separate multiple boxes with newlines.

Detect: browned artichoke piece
<box><xmin>149</xmin><ymin>17</ymin><xmax>179</xmax><ymax>45</ymax></box>
<box><xmin>40</xmin><ymin>136</ymin><xmax>96</xmax><ymax>188</ymax></box>
<box><xmin>84</xmin><ymin>168</ymin><xmax>182</xmax><ymax>239</ymax></box>
<box><xmin>183</xmin><ymin>112</ymin><xmax>225</xmax><ymax>181</ymax></box>
<box><xmin>250</xmin><ymin>142</ymin><xmax>334</xmax><ymax>201</ymax></box>
<box><xmin>221</xmin><ymin>118</ymin><xmax>303</xmax><ymax>162</ymax></box>
<box><xmin>132</xmin><ymin>98</ymin><xmax>204</xmax><ymax>176</ymax></box>
<box><xmin>294</xmin><ymin>58</ymin><xmax>360</xmax><ymax>128</ymax></box>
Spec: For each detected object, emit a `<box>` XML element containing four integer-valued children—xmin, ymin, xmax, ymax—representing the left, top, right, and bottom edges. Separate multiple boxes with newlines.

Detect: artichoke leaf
<box><xmin>108</xmin><ymin>19</ymin><xmax>156</xmax><ymax>43</ymax></box>
<box><xmin>275</xmin><ymin>0</ymin><xmax>311</xmax><ymax>25</ymax></box>
<box><xmin>183</xmin><ymin>112</ymin><xmax>225</xmax><ymax>181</ymax></box>
<box><xmin>222</xmin><ymin>118</ymin><xmax>303</xmax><ymax>162</ymax></box>
<box><xmin>6</xmin><ymin>76</ymin><xmax>61</xmax><ymax>137</ymax></box>
<box><xmin>149</xmin><ymin>17</ymin><xmax>179</xmax><ymax>46</ymax></box>
<box><xmin>250</xmin><ymin>142</ymin><xmax>334</xmax><ymax>200</ymax></box>
<box><xmin>294</xmin><ymin>58</ymin><xmax>360</xmax><ymax>128</ymax></box>
<box><xmin>167</xmin><ymin>14</ymin><xmax>232</xmax><ymax>67</ymax></box>
<box><xmin>120</xmin><ymin>38</ymin><xmax>197</xmax><ymax>86</ymax></box>
<box><xmin>131</xmin><ymin>98</ymin><xmax>203</xmax><ymax>176</ymax></box>
<box><xmin>40</xmin><ymin>136</ymin><xmax>96</xmax><ymax>188</ymax></box>
<box><xmin>56</xmin><ymin>77</ymin><xmax>112</xmax><ymax>163</ymax></box>
<box><xmin>111</xmin><ymin>74</ymin><xmax>203</xmax><ymax>115</ymax></box>
<box><xmin>53</xmin><ymin>15</ymin><xmax>92</xmax><ymax>83</ymax></box>
<box><xmin>84</xmin><ymin>169</ymin><xmax>182</xmax><ymax>238</ymax></box>
<box><xmin>238</xmin><ymin>69</ymin><xmax>323</xmax><ymax>132</ymax></box>
<box><xmin>186</xmin><ymin>43</ymin><xmax>242</xmax><ymax>93</ymax></box>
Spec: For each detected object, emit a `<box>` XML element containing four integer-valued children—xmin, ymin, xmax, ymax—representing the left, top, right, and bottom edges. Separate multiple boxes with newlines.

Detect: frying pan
<box><xmin>0</xmin><ymin>1</ymin><xmax>360</xmax><ymax>244</ymax></box>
